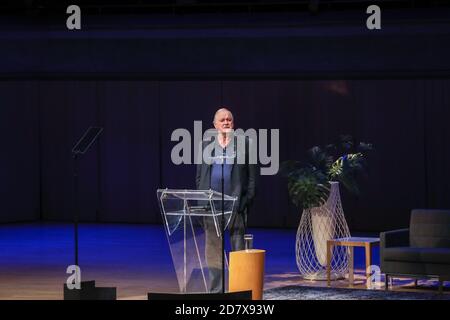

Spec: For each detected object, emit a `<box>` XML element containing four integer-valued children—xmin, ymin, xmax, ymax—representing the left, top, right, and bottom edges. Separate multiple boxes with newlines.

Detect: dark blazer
<box><xmin>196</xmin><ymin>135</ymin><xmax>257</xmax><ymax>214</ymax></box>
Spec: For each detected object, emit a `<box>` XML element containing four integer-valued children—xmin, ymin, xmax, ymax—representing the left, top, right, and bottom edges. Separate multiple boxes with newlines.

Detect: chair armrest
<box><xmin>380</xmin><ymin>228</ymin><xmax>409</xmax><ymax>249</ymax></box>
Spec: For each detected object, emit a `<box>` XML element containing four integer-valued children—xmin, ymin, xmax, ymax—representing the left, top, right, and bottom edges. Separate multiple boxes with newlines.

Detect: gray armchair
<box><xmin>380</xmin><ymin>209</ymin><xmax>450</xmax><ymax>292</ymax></box>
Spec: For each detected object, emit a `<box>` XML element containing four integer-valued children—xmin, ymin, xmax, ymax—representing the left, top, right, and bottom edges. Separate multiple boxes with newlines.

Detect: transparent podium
<box><xmin>157</xmin><ymin>189</ymin><xmax>237</xmax><ymax>293</ymax></box>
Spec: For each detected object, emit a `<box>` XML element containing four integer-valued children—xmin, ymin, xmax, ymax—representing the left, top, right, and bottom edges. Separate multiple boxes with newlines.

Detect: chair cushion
<box><xmin>383</xmin><ymin>247</ymin><xmax>450</xmax><ymax>264</ymax></box>
<box><xmin>410</xmin><ymin>209</ymin><xmax>450</xmax><ymax>248</ymax></box>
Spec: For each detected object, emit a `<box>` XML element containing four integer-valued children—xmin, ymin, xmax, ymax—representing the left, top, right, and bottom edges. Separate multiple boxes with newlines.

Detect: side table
<box><xmin>327</xmin><ymin>237</ymin><xmax>380</xmax><ymax>287</ymax></box>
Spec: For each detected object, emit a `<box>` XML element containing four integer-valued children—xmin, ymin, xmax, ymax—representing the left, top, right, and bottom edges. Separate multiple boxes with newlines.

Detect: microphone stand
<box><xmin>216</xmin><ymin>135</ymin><xmax>235</xmax><ymax>294</ymax></box>
<box><xmin>221</xmin><ymin>146</ymin><xmax>225</xmax><ymax>294</ymax></box>
<box><xmin>73</xmin><ymin>153</ymin><xmax>79</xmax><ymax>267</ymax></box>
<box><xmin>65</xmin><ymin>126</ymin><xmax>116</xmax><ymax>300</ymax></box>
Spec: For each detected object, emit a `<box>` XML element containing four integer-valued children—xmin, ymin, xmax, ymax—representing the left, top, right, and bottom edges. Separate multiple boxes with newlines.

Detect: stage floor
<box><xmin>0</xmin><ymin>223</ymin><xmax>447</xmax><ymax>300</ymax></box>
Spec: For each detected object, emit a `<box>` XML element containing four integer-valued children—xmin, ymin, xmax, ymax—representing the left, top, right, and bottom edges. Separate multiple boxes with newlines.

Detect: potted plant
<box><xmin>281</xmin><ymin>135</ymin><xmax>373</xmax><ymax>280</ymax></box>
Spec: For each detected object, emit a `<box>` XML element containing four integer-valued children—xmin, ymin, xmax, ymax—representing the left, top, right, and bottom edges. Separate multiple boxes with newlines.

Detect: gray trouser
<box><xmin>204</xmin><ymin>211</ymin><xmax>246</xmax><ymax>293</ymax></box>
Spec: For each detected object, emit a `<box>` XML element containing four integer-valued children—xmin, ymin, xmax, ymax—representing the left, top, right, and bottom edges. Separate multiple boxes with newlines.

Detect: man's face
<box><xmin>214</xmin><ymin>110</ymin><xmax>234</xmax><ymax>134</ymax></box>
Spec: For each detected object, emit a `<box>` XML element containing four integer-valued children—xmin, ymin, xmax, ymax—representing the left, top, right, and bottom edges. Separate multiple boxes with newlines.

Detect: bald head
<box><xmin>213</xmin><ymin>108</ymin><xmax>234</xmax><ymax>133</ymax></box>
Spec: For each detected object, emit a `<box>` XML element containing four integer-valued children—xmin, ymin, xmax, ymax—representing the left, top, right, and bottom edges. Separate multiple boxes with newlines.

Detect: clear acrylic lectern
<box><xmin>157</xmin><ymin>189</ymin><xmax>237</xmax><ymax>293</ymax></box>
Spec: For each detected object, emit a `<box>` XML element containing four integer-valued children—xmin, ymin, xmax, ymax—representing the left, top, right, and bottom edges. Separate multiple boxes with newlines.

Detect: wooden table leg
<box><xmin>365</xmin><ymin>243</ymin><xmax>372</xmax><ymax>288</ymax></box>
<box><xmin>348</xmin><ymin>246</ymin><xmax>354</xmax><ymax>288</ymax></box>
<box><xmin>327</xmin><ymin>242</ymin><xmax>332</xmax><ymax>287</ymax></box>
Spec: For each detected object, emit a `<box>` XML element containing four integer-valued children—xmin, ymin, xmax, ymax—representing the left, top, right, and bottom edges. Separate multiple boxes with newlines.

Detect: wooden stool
<box><xmin>229</xmin><ymin>249</ymin><xmax>265</xmax><ymax>300</ymax></box>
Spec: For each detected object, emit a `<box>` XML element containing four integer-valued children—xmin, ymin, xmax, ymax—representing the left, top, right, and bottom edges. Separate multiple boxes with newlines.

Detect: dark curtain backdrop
<box><xmin>0</xmin><ymin>81</ymin><xmax>40</xmax><ymax>223</ymax></box>
<box><xmin>1</xmin><ymin>79</ymin><xmax>449</xmax><ymax>232</ymax></box>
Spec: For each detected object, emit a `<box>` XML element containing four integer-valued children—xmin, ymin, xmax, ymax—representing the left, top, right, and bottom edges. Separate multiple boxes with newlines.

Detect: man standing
<box><xmin>196</xmin><ymin>108</ymin><xmax>257</xmax><ymax>293</ymax></box>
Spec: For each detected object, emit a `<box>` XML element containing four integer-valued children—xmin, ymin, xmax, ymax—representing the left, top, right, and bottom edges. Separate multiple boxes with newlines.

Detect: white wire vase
<box><xmin>295</xmin><ymin>181</ymin><xmax>351</xmax><ymax>280</ymax></box>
